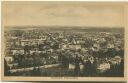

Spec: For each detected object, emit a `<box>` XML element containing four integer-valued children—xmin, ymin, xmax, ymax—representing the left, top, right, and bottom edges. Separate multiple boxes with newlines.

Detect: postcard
<box><xmin>1</xmin><ymin>1</ymin><xmax>127</xmax><ymax>81</ymax></box>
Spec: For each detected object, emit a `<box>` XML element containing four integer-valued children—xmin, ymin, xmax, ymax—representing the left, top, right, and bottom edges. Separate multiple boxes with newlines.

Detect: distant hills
<box><xmin>4</xmin><ymin>26</ymin><xmax>124</xmax><ymax>33</ymax></box>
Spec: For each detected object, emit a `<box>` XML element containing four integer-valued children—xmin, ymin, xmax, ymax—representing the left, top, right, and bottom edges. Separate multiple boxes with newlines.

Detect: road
<box><xmin>9</xmin><ymin>64</ymin><xmax>60</xmax><ymax>73</ymax></box>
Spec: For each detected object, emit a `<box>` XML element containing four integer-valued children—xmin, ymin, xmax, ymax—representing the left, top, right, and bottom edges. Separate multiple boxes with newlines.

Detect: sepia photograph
<box><xmin>1</xmin><ymin>1</ymin><xmax>127</xmax><ymax>81</ymax></box>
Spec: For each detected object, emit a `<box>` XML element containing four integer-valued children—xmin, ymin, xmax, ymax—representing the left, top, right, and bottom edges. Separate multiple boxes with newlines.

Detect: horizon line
<box><xmin>4</xmin><ymin>25</ymin><xmax>124</xmax><ymax>28</ymax></box>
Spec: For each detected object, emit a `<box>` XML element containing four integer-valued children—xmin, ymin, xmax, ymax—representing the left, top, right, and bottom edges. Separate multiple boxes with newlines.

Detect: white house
<box><xmin>11</xmin><ymin>49</ymin><xmax>24</xmax><ymax>55</ymax></box>
<box><xmin>107</xmin><ymin>43</ymin><xmax>114</xmax><ymax>49</ymax></box>
<box><xmin>69</xmin><ymin>44</ymin><xmax>81</xmax><ymax>50</ymax></box>
<box><xmin>5</xmin><ymin>56</ymin><xmax>14</xmax><ymax>64</ymax></box>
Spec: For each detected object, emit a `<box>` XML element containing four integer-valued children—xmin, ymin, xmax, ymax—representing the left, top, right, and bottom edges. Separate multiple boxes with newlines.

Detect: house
<box><xmin>21</xmin><ymin>40</ymin><xmax>30</xmax><ymax>46</ymax></box>
<box><xmin>93</xmin><ymin>43</ymin><xmax>100</xmax><ymax>48</ymax></box>
<box><xmin>4</xmin><ymin>56</ymin><xmax>14</xmax><ymax>69</ymax></box>
<box><xmin>11</xmin><ymin>49</ymin><xmax>24</xmax><ymax>55</ymax></box>
<box><xmin>81</xmin><ymin>48</ymin><xmax>88</xmax><ymax>53</ymax></box>
<box><xmin>76</xmin><ymin>40</ymin><xmax>85</xmax><ymax>44</ymax></box>
<box><xmin>59</xmin><ymin>33</ymin><xmax>64</xmax><ymax>38</ymax></box>
<box><xmin>41</xmin><ymin>36</ymin><xmax>47</xmax><ymax>41</ymax></box>
<box><xmin>69</xmin><ymin>44</ymin><xmax>81</xmax><ymax>50</ymax></box>
<box><xmin>91</xmin><ymin>47</ymin><xmax>99</xmax><ymax>52</ymax></box>
<box><xmin>59</xmin><ymin>43</ymin><xmax>81</xmax><ymax>50</ymax></box>
<box><xmin>107</xmin><ymin>43</ymin><xmax>114</xmax><ymax>48</ymax></box>
<box><xmin>71</xmin><ymin>39</ymin><xmax>77</xmax><ymax>44</ymax></box>
<box><xmin>11</xmin><ymin>36</ymin><xmax>18</xmax><ymax>40</ymax></box>
<box><xmin>5</xmin><ymin>56</ymin><xmax>14</xmax><ymax>64</ymax></box>
<box><xmin>59</xmin><ymin>43</ymin><xmax>68</xmax><ymax>50</ymax></box>
<box><xmin>110</xmin><ymin>56</ymin><xmax>122</xmax><ymax>65</ymax></box>
<box><xmin>97</xmin><ymin>62</ymin><xmax>110</xmax><ymax>73</ymax></box>
<box><xmin>30</xmin><ymin>50</ymin><xmax>36</xmax><ymax>54</ymax></box>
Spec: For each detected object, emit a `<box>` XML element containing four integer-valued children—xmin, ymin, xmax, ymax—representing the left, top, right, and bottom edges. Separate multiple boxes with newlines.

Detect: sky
<box><xmin>3</xmin><ymin>2</ymin><xmax>125</xmax><ymax>28</ymax></box>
